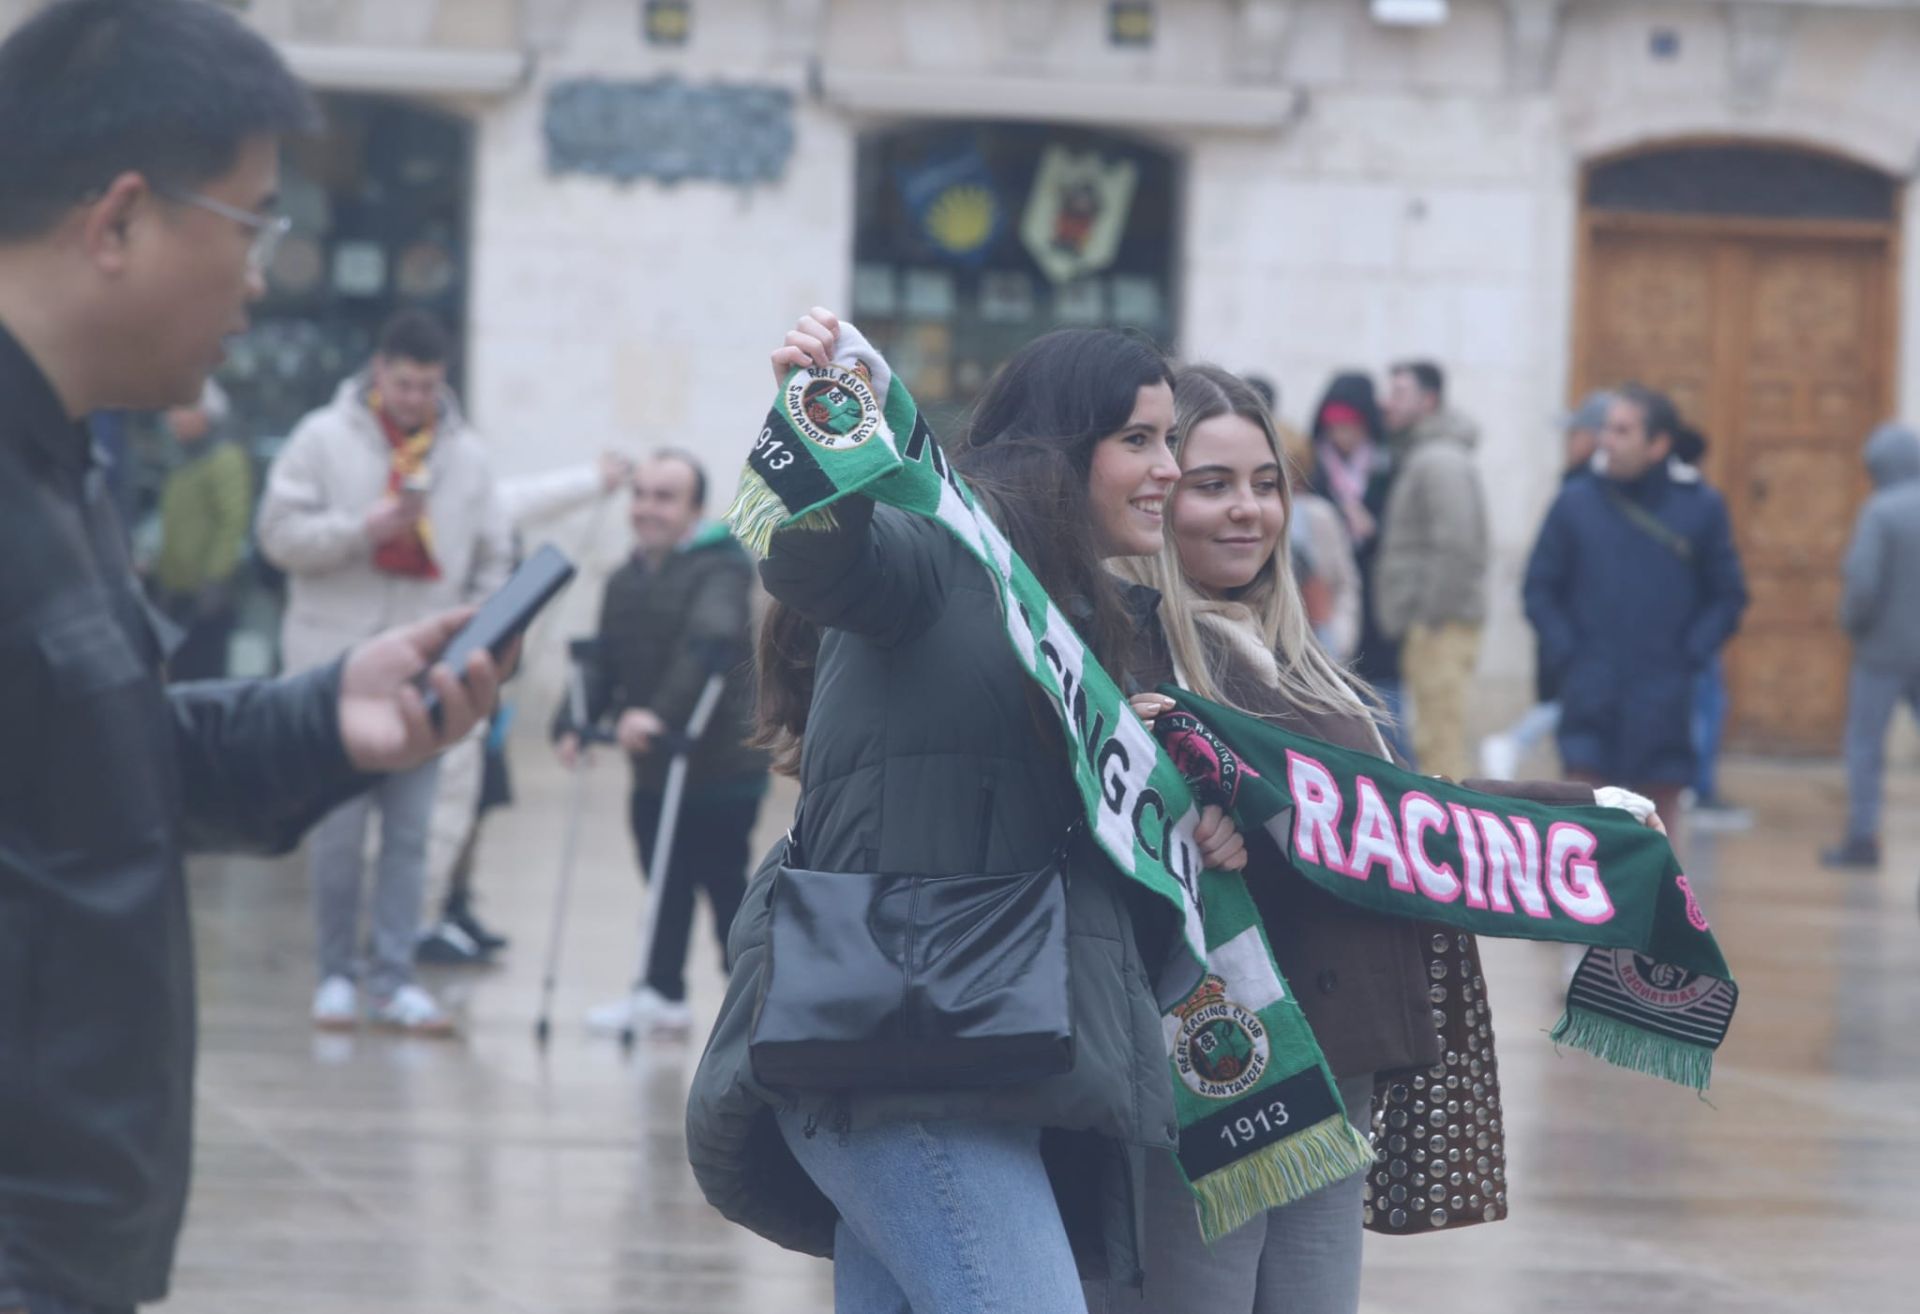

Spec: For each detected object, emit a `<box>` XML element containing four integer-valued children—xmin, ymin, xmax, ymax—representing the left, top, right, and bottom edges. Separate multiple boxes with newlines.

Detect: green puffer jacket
<box><xmin>684</xmin><ymin>498</ymin><xmax>1181</xmax><ymax>1285</ymax></box>
<box><xmin>153</xmin><ymin>440</ymin><xmax>251</xmax><ymax>597</ymax></box>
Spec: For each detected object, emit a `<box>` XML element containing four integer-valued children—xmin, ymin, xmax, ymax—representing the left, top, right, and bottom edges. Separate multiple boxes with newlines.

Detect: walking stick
<box><xmin>534</xmin><ymin>638</ymin><xmax>614</xmax><ymax>1047</ymax></box>
<box><xmin>620</xmin><ymin>638</ymin><xmax>738</xmax><ymax>1049</ymax></box>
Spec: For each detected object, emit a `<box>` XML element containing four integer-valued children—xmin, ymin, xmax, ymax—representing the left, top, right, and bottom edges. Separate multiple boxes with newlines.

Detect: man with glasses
<box><xmin>0</xmin><ymin>5</ymin><xmax>509</xmax><ymax>1311</ymax></box>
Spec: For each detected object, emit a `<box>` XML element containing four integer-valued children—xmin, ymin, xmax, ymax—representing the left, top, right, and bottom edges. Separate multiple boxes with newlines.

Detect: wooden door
<box><xmin>1574</xmin><ymin>215</ymin><xmax>1892</xmax><ymax>754</ymax></box>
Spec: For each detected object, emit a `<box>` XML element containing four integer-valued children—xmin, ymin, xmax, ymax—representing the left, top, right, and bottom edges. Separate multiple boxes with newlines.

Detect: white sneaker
<box><xmin>312</xmin><ymin>976</ymin><xmax>358</xmax><ymax>1031</ymax></box>
<box><xmin>370</xmin><ymin>983</ymin><xmax>457</xmax><ymax>1037</ymax></box>
<box><xmin>585</xmin><ymin>986</ymin><xmax>693</xmax><ymax>1038</ymax></box>
<box><xmin>1477</xmin><ymin>734</ymin><xmax>1520</xmax><ymax>781</ymax></box>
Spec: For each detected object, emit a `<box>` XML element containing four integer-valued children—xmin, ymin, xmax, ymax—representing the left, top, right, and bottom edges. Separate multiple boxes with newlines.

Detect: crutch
<box><xmin>620</xmin><ymin>637</ymin><xmax>739</xmax><ymax>1049</ymax></box>
<box><xmin>534</xmin><ymin>637</ymin><xmax>615</xmax><ymax>1047</ymax></box>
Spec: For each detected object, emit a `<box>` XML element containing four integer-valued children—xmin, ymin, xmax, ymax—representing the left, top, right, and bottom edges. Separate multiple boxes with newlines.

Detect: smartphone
<box><xmin>420</xmin><ymin>543</ymin><xmax>576</xmax><ymax>726</ymax></box>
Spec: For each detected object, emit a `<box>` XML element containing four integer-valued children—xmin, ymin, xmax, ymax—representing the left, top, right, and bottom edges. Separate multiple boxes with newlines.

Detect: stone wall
<box><xmin>437</xmin><ymin>0</ymin><xmax>1920</xmax><ymax>713</ymax></box>
<box><xmin>6</xmin><ymin>0</ymin><xmax>1917</xmax><ymax>749</ymax></box>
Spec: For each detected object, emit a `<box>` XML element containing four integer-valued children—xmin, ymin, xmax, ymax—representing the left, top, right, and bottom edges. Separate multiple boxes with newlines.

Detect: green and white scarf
<box><xmin>729</xmin><ymin>360</ymin><xmax>1736</xmax><ymax>1241</ymax></box>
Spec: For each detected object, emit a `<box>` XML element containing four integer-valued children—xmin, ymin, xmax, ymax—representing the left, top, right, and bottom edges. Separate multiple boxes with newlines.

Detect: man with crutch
<box><xmin>553</xmin><ymin>450</ymin><xmax>767</xmax><ymax>1038</ymax></box>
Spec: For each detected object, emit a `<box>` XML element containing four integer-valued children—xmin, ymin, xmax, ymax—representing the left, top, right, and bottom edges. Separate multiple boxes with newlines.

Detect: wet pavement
<box><xmin>172</xmin><ymin>748</ymin><xmax>1920</xmax><ymax>1312</ymax></box>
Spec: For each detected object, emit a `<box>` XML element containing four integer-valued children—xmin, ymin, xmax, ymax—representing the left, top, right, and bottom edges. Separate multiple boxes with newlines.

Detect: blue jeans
<box><xmin>1690</xmin><ymin>657</ymin><xmax>1727</xmax><ymax>801</ymax></box>
<box><xmin>1374</xmin><ymin>679</ymin><xmax>1415</xmax><ymax>769</ymax></box>
<box><xmin>775</xmin><ymin>1111</ymin><xmax>1088</xmax><ymax>1314</ymax></box>
<box><xmin>1502</xmin><ymin>700</ymin><xmax>1562</xmax><ymax>755</ymax></box>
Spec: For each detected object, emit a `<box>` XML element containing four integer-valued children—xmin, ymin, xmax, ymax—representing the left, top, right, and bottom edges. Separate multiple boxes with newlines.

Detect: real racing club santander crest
<box><xmin>1173</xmin><ymin>975</ymin><xmax>1273</xmax><ymax>1100</ymax></box>
<box><xmin>785</xmin><ymin>363</ymin><xmax>883</xmax><ymax>453</ymax></box>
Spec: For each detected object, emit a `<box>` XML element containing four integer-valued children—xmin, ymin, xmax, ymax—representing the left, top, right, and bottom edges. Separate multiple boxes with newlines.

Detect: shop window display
<box><xmin>853</xmin><ymin>122</ymin><xmax>1178</xmax><ymax>435</ymax></box>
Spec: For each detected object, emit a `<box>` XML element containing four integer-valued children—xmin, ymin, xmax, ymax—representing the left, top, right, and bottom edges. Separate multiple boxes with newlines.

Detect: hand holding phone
<box><xmin>420</xmin><ymin>544</ymin><xmax>576</xmax><ymax>726</ymax></box>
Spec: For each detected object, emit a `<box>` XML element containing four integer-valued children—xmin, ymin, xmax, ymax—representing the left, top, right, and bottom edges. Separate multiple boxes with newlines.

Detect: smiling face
<box><xmin>1086</xmin><ymin>380</ymin><xmax>1179</xmax><ymax>558</ymax></box>
<box><xmin>629</xmin><ymin>454</ymin><xmax>704</xmax><ymax>556</ymax></box>
<box><xmin>1170</xmin><ymin>411</ymin><xmax>1288</xmax><ymax>596</ymax></box>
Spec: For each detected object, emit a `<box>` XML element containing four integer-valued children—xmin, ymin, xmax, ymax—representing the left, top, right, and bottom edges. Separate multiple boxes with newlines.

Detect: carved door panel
<box><xmin>1581</xmin><ymin>230</ymin><xmax>1726</xmax><ymax>442</ymax></box>
<box><xmin>1577</xmin><ymin>223</ymin><xmax>1889</xmax><ymax>754</ymax></box>
<box><xmin>1721</xmin><ymin>240</ymin><xmax>1884</xmax><ymax>753</ymax></box>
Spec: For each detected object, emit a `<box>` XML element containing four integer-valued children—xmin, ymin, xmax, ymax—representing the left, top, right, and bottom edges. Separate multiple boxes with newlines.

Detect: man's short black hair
<box><xmin>1244</xmin><ymin>374</ymin><xmax>1278</xmax><ymax>412</ymax></box>
<box><xmin>0</xmin><ymin>0</ymin><xmax>318</xmax><ymax>241</ymax></box>
<box><xmin>1392</xmin><ymin>360</ymin><xmax>1446</xmax><ymax>402</ymax></box>
<box><xmin>377</xmin><ymin>309</ymin><xmax>452</xmax><ymax>367</ymax></box>
<box><xmin>652</xmin><ymin>448</ymin><xmax>709</xmax><ymax>509</ymax></box>
<box><xmin>1671</xmin><ymin>423</ymin><xmax>1708</xmax><ymax>466</ymax></box>
<box><xmin>1617</xmin><ymin>382</ymin><xmax>1681</xmax><ymax>447</ymax></box>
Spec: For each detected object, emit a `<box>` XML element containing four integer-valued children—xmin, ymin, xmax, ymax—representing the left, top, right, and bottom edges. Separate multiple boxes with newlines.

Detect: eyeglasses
<box><xmin>160</xmin><ymin>188</ymin><xmax>293</xmax><ymax>273</ymax></box>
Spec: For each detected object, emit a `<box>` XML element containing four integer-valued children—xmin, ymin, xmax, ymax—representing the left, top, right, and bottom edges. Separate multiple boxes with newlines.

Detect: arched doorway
<box><xmin>851</xmin><ymin>122</ymin><xmax>1179</xmax><ymax>435</ymax></box>
<box><xmin>1571</xmin><ymin>141</ymin><xmax>1899</xmax><ymax>755</ymax></box>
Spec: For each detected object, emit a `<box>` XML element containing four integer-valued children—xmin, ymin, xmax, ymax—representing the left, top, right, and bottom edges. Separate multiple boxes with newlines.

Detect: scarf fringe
<box><xmin>725</xmin><ymin>467</ymin><xmax>839</xmax><ymax>558</ymax></box>
<box><xmin>1193</xmin><ymin>1114</ymin><xmax>1375</xmax><ymax>1244</ymax></box>
<box><xmin>1550</xmin><ymin>1007</ymin><xmax>1716</xmax><ymax>1091</ymax></box>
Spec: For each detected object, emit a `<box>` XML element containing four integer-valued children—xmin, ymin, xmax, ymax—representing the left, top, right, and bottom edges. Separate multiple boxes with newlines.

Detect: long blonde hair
<box><xmin>1125</xmin><ymin>364</ymin><xmax>1380</xmax><ymax>727</ymax></box>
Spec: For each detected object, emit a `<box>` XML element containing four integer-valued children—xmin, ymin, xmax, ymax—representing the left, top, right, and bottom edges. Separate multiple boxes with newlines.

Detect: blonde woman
<box><xmin>1098</xmin><ymin>366</ymin><xmax>1610</xmax><ymax>1313</ymax></box>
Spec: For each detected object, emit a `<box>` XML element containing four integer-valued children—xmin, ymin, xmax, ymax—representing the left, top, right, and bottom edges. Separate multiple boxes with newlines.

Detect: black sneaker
<box><xmin>448</xmin><ymin>905</ymin><xmax>509</xmax><ymax>954</ymax></box>
<box><xmin>1820</xmin><ymin>836</ymin><xmax>1881</xmax><ymax>869</ymax></box>
<box><xmin>416</xmin><ymin>919</ymin><xmax>492</xmax><ymax>966</ymax></box>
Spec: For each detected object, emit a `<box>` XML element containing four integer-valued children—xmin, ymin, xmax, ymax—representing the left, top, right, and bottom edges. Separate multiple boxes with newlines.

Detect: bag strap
<box><xmin>1602</xmin><ymin>485</ymin><xmax>1693</xmax><ymax>563</ymax></box>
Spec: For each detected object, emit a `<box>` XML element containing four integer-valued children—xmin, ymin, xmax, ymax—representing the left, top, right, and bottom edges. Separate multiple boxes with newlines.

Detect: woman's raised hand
<box><xmin>770</xmin><ymin>307</ymin><xmax>842</xmax><ymax>384</ymax></box>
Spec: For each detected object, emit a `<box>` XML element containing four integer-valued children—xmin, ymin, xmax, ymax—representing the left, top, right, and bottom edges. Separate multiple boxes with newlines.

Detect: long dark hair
<box><xmin>955</xmin><ymin>328</ymin><xmax>1173</xmax><ymax>669</ymax></box>
<box><xmin>753</xmin><ymin>329</ymin><xmax>1173</xmax><ymax>773</ymax></box>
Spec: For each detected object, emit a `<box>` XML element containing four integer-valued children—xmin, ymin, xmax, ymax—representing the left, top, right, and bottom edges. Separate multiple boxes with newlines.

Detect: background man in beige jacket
<box><xmin>1375</xmin><ymin>360</ymin><xmax>1490</xmax><ymax>780</ymax></box>
<box><xmin>259</xmin><ymin>309</ymin><xmax>512</xmax><ymax>1034</ymax></box>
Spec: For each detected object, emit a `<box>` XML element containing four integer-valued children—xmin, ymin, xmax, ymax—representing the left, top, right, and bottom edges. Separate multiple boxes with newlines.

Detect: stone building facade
<box><xmin>8</xmin><ymin>0</ymin><xmax>1917</xmax><ymax>746</ymax></box>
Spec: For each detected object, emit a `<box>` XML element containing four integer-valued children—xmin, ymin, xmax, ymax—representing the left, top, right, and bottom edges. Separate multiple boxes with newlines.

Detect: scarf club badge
<box><xmin>1172</xmin><ymin>975</ymin><xmax>1272</xmax><ymax>1102</ymax></box>
<box><xmin>785</xmin><ymin>364</ymin><xmax>883</xmax><ymax>453</ymax></box>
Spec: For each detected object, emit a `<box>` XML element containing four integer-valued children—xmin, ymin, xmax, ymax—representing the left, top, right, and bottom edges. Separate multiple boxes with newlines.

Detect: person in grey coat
<box><xmin>1823</xmin><ymin>423</ymin><xmax>1920</xmax><ymax>869</ymax></box>
<box><xmin>686</xmin><ymin>311</ymin><xmax>1245</xmax><ymax>1313</ymax></box>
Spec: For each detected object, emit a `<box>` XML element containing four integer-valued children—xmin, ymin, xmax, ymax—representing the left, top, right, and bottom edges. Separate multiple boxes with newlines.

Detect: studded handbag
<box><xmin>1364</xmin><ymin>928</ymin><xmax>1510</xmax><ymax>1234</ymax></box>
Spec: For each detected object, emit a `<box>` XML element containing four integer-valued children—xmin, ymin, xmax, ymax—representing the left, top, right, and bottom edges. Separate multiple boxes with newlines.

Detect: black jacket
<box><xmin>0</xmin><ymin>325</ymin><xmax>364</xmax><ymax>1307</ymax></box>
<box><xmin>1523</xmin><ymin>461</ymin><xmax>1748</xmax><ymax>783</ymax></box>
<box><xmin>686</xmin><ymin>499</ymin><xmax>1181</xmax><ymax>1286</ymax></box>
<box><xmin>562</xmin><ymin>531</ymin><xmax>767</xmax><ymax>795</ymax></box>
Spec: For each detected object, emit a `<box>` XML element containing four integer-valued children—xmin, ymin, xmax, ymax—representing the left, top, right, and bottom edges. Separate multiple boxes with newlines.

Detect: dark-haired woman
<box><xmin>1306</xmin><ymin>372</ymin><xmax>1412</xmax><ymax>763</ymax></box>
<box><xmin>687</xmin><ymin>310</ymin><xmax>1246</xmax><ymax>1314</ymax></box>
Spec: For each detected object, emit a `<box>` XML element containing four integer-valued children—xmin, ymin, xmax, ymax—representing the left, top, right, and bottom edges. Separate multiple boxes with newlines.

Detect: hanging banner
<box><xmin>1020</xmin><ymin>144</ymin><xmax>1139</xmax><ymax>285</ymax></box>
<box><xmin>896</xmin><ymin>142</ymin><xmax>1005</xmax><ymax>266</ymax></box>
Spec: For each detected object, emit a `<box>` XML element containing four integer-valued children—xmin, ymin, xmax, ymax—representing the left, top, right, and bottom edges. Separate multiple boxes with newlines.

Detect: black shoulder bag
<box><xmin>748</xmin><ymin>809</ymin><xmax>1077</xmax><ymax>1090</ymax></box>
